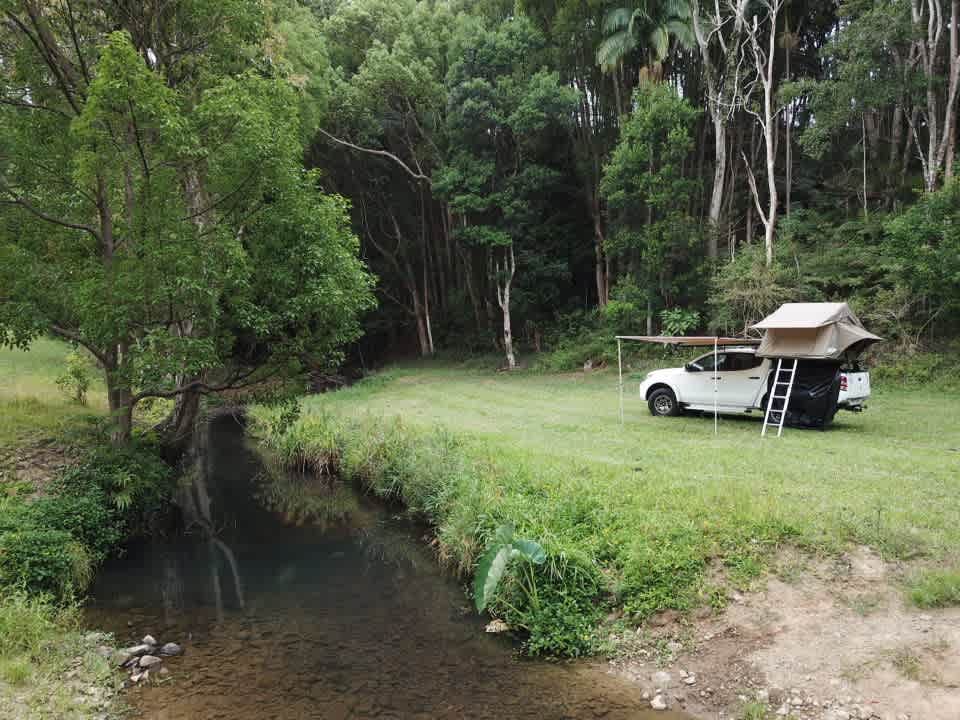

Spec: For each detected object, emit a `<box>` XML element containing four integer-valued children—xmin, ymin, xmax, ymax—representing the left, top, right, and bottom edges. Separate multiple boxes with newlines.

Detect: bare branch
<box><xmin>317</xmin><ymin>128</ymin><xmax>432</xmax><ymax>184</ymax></box>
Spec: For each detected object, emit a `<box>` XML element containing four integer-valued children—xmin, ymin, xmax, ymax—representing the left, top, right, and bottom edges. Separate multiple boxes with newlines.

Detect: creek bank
<box><xmin>607</xmin><ymin>547</ymin><xmax>960</xmax><ymax>720</ymax></box>
<box><xmin>86</xmin><ymin>415</ymin><xmax>692</xmax><ymax>719</ymax></box>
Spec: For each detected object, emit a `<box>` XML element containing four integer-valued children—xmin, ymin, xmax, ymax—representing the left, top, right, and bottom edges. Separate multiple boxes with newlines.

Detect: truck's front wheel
<box><xmin>648</xmin><ymin>388</ymin><xmax>681</xmax><ymax>417</ymax></box>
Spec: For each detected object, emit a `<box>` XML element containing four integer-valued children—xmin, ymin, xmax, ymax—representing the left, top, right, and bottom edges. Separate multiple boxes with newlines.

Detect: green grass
<box><xmin>0</xmin><ymin>592</ymin><xmax>121</xmax><ymax>719</ymax></box>
<box><xmin>908</xmin><ymin>569</ymin><xmax>960</xmax><ymax>608</ymax></box>
<box><xmin>0</xmin><ymin>338</ymin><xmax>105</xmax><ymax>452</ymax></box>
<box><xmin>252</xmin><ymin>362</ymin><xmax>960</xmax><ymax>654</ymax></box>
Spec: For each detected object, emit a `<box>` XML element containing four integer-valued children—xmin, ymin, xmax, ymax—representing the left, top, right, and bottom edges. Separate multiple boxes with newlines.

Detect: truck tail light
<box><xmin>840</xmin><ymin>374</ymin><xmax>848</xmax><ymax>391</ymax></box>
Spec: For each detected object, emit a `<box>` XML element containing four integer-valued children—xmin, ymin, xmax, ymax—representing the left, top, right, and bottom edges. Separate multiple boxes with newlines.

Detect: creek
<box><xmin>86</xmin><ymin>415</ymin><xmax>690</xmax><ymax>719</ymax></box>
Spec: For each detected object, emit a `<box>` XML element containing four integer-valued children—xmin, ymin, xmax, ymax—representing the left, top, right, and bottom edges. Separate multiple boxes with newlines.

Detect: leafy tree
<box><xmin>437</xmin><ymin>17</ymin><xmax>578</xmax><ymax>368</ymax></box>
<box><xmin>884</xmin><ymin>182</ymin><xmax>960</xmax><ymax>323</ymax></box>
<box><xmin>0</xmin><ymin>3</ymin><xmax>373</xmax><ymax>445</ymax></box>
<box><xmin>601</xmin><ymin>84</ymin><xmax>699</xmax><ymax>331</ymax></box>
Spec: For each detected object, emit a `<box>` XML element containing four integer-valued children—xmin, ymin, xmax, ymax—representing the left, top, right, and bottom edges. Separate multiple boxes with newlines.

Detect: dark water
<box><xmin>87</xmin><ymin>416</ymin><xmax>688</xmax><ymax>719</ymax></box>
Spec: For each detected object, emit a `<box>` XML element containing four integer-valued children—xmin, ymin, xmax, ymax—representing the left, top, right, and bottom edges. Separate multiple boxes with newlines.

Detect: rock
<box><xmin>775</xmin><ymin>704</ymin><xmax>790</xmax><ymax>716</ymax></box>
<box><xmin>825</xmin><ymin>710</ymin><xmax>850</xmax><ymax>720</ymax></box>
<box><xmin>651</xmin><ymin>671</ymin><xmax>672</xmax><ymax>688</ymax></box>
<box><xmin>95</xmin><ymin>645</ymin><xmax>113</xmax><ymax>660</ymax></box>
<box><xmin>641</xmin><ymin>691</ymin><xmax>651</xmax><ymax>700</ymax></box>
<box><xmin>650</xmin><ymin>695</ymin><xmax>668</xmax><ymax>711</ymax></box>
<box><xmin>756</xmin><ymin>689</ymin><xmax>770</xmax><ymax>704</ymax></box>
<box><xmin>142</xmin><ymin>635</ymin><xmax>157</xmax><ymax>646</ymax></box>
<box><xmin>158</xmin><ymin>667</ymin><xmax>170</xmax><ymax>677</ymax></box>
<box><xmin>484</xmin><ymin>619</ymin><xmax>509</xmax><ymax>633</ymax></box>
<box><xmin>122</xmin><ymin>644</ymin><xmax>151</xmax><ymax>657</ymax></box>
<box><xmin>683</xmin><ymin>675</ymin><xmax>696</xmax><ymax>685</ymax></box>
<box><xmin>130</xmin><ymin>672</ymin><xmax>144</xmax><ymax>683</ymax></box>
<box><xmin>159</xmin><ymin>642</ymin><xmax>182</xmax><ymax>657</ymax></box>
<box><xmin>138</xmin><ymin>655</ymin><xmax>162</xmax><ymax>668</ymax></box>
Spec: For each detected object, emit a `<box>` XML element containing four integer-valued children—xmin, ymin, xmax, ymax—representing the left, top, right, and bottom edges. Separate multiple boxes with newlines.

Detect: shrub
<box><xmin>25</xmin><ymin>493</ymin><xmax>123</xmax><ymax>563</ymax></box>
<box><xmin>54</xmin><ymin>350</ymin><xmax>91</xmax><ymax>405</ymax></box>
<box><xmin>0</xmin><ymin>529</ymin><xmax>92</xmax><ymax>598</ymax></box>
<box><xmin>55</xmin><ymin>442</ymin><xmax>172</xmax><ymax>518</ymax></box>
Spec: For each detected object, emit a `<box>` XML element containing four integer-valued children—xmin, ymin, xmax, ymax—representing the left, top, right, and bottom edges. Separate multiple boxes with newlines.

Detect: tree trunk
<box><xmin>593</xmin><ymin>213</ymin><xmax>609</xmax><ymax>306</ymax></box>
<box><xmin>411</xmin><ymin>290</ymin><xmax>431</xmax><ymax>356</ymax></box>
<box><xmin>495</xmin><ymin>245</ymin><xmax>517</xmax><ymax>370</ymax></box>
<box><xmin>168</xmin><ymin>388</ymin><xmax>202</xmax><ymax>450</ymax></box>
<box><xmin>107</xmin><ymin>379</ymin><xmax>134</xmax><ymax>446</ymax></box>
<box><xmin>707</xmin><ymin>112</ymin><xmax>726</xmax><ymax>259</ymax></box>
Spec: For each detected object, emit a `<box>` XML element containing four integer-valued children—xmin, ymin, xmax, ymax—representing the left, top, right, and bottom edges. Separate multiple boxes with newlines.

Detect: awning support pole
<box><xmin>713</xmin><ymin>337</ymin><xmax>718</xmax><ymax>435</ymax></box>
<box><xmin>618</xmin><ymin>338</ymin><xmax>624</xmax><ymax>425</ymax></box>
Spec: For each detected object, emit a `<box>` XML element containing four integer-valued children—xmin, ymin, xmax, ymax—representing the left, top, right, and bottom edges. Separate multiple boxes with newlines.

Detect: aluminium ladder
<box><xmin>761</xmin><ymin>358</ymin><xmax>799</xmax><ymax>437</ymax></box>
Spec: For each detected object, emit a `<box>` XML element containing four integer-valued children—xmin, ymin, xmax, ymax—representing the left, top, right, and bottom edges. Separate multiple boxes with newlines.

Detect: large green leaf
<box><xmin>474</xmin><ymin>545</ymin><xmax>512</xmax><ymax>612</ymax></box>
<box><xmin>511</xmin><ymin>538</ymin><xmax>546</xmax><ymax>564</ymax></box>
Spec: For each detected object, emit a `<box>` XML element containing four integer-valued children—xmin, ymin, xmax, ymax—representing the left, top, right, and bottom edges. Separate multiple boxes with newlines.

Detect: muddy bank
<box><xmin>86</xmin><ymin>416</ymin><xmax>690</xmax><ymax>719</ymax></box>
<box><xmin>608</xmin><ymin>548</ymin><xmax>960</xmax><ymax>720</ymax></box>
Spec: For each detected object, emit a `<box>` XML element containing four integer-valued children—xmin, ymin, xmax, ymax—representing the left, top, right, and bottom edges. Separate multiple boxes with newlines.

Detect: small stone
<box><xmin>130</xmin><ymin>672</ymin><xmax>144</xmax><ymax>683</ymax></box>
<box><xmin>142</xmin><ymin>635</ymin><xmax>157</xmax><ymax>646</ymax></box>
<box><xmin>158</xmin><ymin>667</ymin><xmax>170</xmax><ymax>677</ymax></box>
<box><xmin>756</xmin><ymin>689</ymin><xmax>770</xmax><ymax>704</ymax></box>
<box><xmin>484</xmin><ymin>619</ymin><xmax>509</xmax><ymax>633</ymax></box>
<box><xmin>650</xmin><ymin>695</ymin><xmax>668</xmax><ymax>711</ymax></box>
<box><xmin>122</xmin><ymin>644</ymin><xmax>151</xmax><ymax>657</ymax></box>
<box><xmin>683</xmin><ymin>675</ymin><xmax>696</xmax><ymax>685</ymax></box>
<box><xmin>641</xmin><ymin>691</ymin><xmax>651</xmax><ymax>700</ymax></box>
<box><xmin>159</xmin><ymin>642</ymin><xmax>182</xmax><ymax>657</ymax></box>
<box><xmin>138</xmin><ymin>655</ymin><xmax>162</xmax><ymax>668</ymax></box>
<box><xmin>776</xmin><ymin>704</ymin><xmax>790</xmax><ymax>716</ymax></box>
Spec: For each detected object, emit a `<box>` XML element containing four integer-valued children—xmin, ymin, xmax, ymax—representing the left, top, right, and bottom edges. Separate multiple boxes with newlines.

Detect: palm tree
<box><xmin>597</xmin><ymin>0</ymin><xmax>695</xmax><ymax>82</ymax></box>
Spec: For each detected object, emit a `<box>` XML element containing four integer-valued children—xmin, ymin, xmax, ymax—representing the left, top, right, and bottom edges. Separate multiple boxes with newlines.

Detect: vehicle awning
<box><xmin>750</xmin><ymin>303</ymin><xmax>882</xmax><ymax>360</ymax></box>
<box><xmin>615</xmin><ymin>335</ymin><xmax>760</xmax><ymax>347</ymax></box>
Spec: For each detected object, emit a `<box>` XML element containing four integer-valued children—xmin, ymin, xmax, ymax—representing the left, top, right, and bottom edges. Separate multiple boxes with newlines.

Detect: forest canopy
<box><xmin>2</xmin><ymin>0</ymin><xmax>960</xmax><ymax>426</ymax></box>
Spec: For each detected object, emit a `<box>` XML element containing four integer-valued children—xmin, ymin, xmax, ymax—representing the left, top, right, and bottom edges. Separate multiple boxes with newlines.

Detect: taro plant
<box><xmin>473</xmin><ymin>524</ymin><xmax>546</xmax><ymax>614</ymax></box>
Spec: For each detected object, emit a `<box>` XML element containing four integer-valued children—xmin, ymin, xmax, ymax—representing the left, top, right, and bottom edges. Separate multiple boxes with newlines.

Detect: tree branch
<box><xmin>50</xmin><ymin>325</ymin><xmax>110</xmax><ymax>367</ymax></box>
<box><xmin>317</xmin><ymin>128</ymin><xmax>432</xmax><ymax>184</ymax></box>
<box><xmin>0</xmin><ymin>183</ymin><xmax>101</xmax><ymax>242</ymax></box>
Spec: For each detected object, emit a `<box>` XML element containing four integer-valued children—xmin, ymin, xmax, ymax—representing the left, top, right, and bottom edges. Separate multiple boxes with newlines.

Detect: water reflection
<box><xmin>87</xmin><ymin>416</ymin><xmax>691</xmax><ymax>720</ymax></box>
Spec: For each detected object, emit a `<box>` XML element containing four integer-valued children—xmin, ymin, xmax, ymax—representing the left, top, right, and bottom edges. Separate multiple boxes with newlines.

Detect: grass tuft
<box><xmin>908</xmin><ymin>569</ymin><xmax>960</xmax><ymax>609</ymax></box>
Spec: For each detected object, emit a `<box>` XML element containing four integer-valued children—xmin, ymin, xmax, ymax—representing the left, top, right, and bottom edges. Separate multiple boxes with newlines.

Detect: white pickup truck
<box><xmin>638</xmin><ymin>346</ymin><xmax>871</xmax><ymax>417</ymax></box>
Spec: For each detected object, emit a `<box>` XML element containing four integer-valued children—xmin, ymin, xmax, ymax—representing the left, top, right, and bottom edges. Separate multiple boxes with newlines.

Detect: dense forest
<box><xmin>302</xmin><ymin>0</ymin><xmax>960</xmax><ymax>368</ymax></box>
<box><xmin>2</xmin><ymin>0</ymin><xmax>960</xmax><ymax>439</ymax></box>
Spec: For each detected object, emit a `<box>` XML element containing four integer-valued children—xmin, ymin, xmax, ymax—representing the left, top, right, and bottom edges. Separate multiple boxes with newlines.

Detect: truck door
<box><xmin>715</xmin><ymin>352</ymin><xmax>768</xmax><ymax>408</ymax></box>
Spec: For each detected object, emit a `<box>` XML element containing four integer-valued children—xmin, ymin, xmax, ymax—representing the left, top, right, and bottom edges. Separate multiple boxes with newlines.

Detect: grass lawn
<box><xmin>302</xmin><ymin>363</ymin><xmax>960</xmax><ymax>560</ymax></box>
<box><xmin>0</xmin><ymin>338</ymin><xmax>105</xmax><ymax>453</ymax></box>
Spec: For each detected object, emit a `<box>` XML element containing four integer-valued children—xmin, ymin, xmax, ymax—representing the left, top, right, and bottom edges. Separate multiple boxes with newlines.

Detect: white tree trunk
<box><xmin>495</xmin><ymin>245</ymin><xmax>517</xmax><ymax>370</ymax></box>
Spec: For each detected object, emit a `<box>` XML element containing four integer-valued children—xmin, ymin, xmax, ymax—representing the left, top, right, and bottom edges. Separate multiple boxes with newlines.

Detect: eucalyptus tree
<box><xmin>0</xmin><ymin>1</ymin><xmax>373</xmax><ymax>445</ymax></box>
<box><xmin>690</xmin><ymin>0</ymin><xmax>746</xmax><ymax>259</ymax></box>
<box><xmin>732</xmin><ymin>0</ymin><xmax>785</xmax><ymax>267</ymax></box>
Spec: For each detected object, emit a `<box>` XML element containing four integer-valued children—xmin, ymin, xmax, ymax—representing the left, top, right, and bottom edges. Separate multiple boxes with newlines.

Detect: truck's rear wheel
<box><xmin>648</xmin><ymin>388</ymin><xmax>680</xmax><ymax>417</ymax></box>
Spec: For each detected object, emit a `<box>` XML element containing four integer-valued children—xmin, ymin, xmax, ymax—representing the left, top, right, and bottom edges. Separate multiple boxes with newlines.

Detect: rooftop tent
<box><xmin>750</xmin><ymin>302</ymin><xmax>882</xmax><ymax>361</ymax></box>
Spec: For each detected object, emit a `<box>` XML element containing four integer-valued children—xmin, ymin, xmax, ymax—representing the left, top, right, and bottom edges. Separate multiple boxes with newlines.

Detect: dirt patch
<box><xmin>609</xmin><ymin>547</ymin><xmax>960</xmax><ymax>719</ymax></box>
<box><xmin>0</xmin><ymin>439</ymin><xmax>77</xmax><ymax>497</ymax></box>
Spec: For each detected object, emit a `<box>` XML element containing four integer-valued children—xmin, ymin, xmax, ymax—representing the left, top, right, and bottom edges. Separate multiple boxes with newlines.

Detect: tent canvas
<box><xmin>750</xmin><ymin>302</ymin><xmax>882</xmax><ymax>360</ymax></box>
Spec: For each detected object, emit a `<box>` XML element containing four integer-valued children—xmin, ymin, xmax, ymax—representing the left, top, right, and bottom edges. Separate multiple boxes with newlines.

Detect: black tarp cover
<box><xmin>766</xmin><ymin>360</ymin><xmax>842</xmax><ymax>429</ymax></box>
